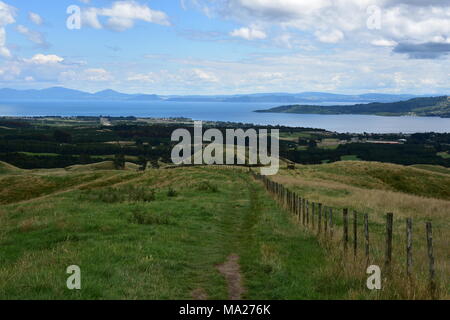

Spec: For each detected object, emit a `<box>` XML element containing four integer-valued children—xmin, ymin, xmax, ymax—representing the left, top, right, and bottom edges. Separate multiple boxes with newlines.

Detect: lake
<box><xmin>1</xmin><ymin>99</ymin><xmax>449</xmax><ymax>134</ymax></box>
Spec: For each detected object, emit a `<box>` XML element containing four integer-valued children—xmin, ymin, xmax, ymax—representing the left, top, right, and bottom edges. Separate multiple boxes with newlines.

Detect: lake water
<box><xmin>0</xmin><ymin>99</ymin><xmax>449</xmax><ymax>134</ymax></box>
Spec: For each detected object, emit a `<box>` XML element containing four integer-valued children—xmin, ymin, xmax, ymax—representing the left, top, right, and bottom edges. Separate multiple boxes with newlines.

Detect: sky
<box><xmin>0</xmin><ymin>0</ymin><xmax>449</xmax><ymax>95</ymax></box>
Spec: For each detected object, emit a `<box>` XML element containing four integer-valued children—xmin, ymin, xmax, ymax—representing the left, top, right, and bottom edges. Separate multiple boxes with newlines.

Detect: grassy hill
<box><xmin>0</xmin><ymin>161</ymin><xmax>448</xmax><ymax>299</ymax></box>
<box><xmin>0</xmin><ymin>161</ymin><xmax>22</xmax><ymax>174</ymax></box>
<box><xmin>66</xmin><ymin>161</ymin><xmax>140</xmax><ymax>172</ymax></box>
<box><xmin>255</xmin><ymin>96</ymin><xmax>450</xmax><ymax>117</ymax></box>
<box><xmin>0</xmin><ymin>164</ymin><xmax>348</xmax><ymax>300</ymax></box>
<box><xmin>273</xmin><ymin>161</ymin><xmax>449</xmax><ymax>299</ymax></box>
<box><xmin>411</xmin><ymin>164</ymin><xmax>450</xmax><ymax>176</ymax></box>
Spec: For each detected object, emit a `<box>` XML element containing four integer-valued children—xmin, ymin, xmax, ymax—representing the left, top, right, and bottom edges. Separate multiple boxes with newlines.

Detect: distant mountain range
<box><xmin>255</xmin><ymin>96</ymin><xmax>450</xmax><ymax>118</ymax></box>
<box><xmin>0</xmin><ymin>88</ymin><xmax>161</xmax><ymax>101</ymax></box>
<box><xmin>0</xmin><ymin>87</ymin><xmax>436</xmax><ymax>103</ymax></box>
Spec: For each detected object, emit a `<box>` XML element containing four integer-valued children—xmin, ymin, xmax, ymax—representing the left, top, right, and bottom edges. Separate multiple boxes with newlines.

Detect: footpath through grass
<box><xmin>0</xmin><ymin>167</ymin><xmax>349</xmax><ymax>300</ymax></box>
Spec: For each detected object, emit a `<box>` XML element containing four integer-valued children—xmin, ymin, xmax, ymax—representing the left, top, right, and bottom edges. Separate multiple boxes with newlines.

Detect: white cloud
<box><xmin>127</xmin><ymin>68</ymin><xmax>218</xmax><ymax>85</ymax></box>
<box><xmin>190</xmin><ymin>68</ymin><xmax>219</xmax><ymax>82</ymax></box>
<box><xmin>82</xmin><ymin>8</ymin><xmax>102</xmax><ymax>29</ymax></box>
<box><xmin>230</xmin><ymin>26</ymin><xmax>267</xmax><ymax>40</ymax></box>
<box><xmin>60</xmin><ymin>68</ymin><xmax>113</xmax><ymax>82</ymax></box>
<box><xmin>0</xmin><ymin>1</ymin><xmax>14</xmax><ymax>25</ymax></box>
<box><xmin>372</xmin><ymin>39</ymin><xmax>397</xmax><ymax>47</ymax></box>
<box><xmin>28</xmin><ymin>12</ymin><xmax>43</xmax><ymax>25</ymax></box>
<box><xmin>0</xmin><ymin>1</ymin><xmax>16</xmax><ymax>58</ymax></box>
<box><xmin>315</xmin><ymin>29</ymin><xmax>344</xmax><ymax>44</ymax></box>
<box><xmin>192</xmin><ymin>0</ymin><xmax>450</xmax><ymax>57</ymax></box>
<box><xmin>16</xmin><ymin>25</ymin><xmax>49</xmax><ymax>48</ymax></box>
<box><xmin>127</xmin><ymin>73</ymin><xmax>156</xmax><ymax>83</ymax></box>
<box><xmin>0</xmin><ymin>52</ymin><xmax>114</xmax><ymax>88</ymax></box>
<box><xmin>121</xmin><ymin>47</ymin><xmax>450</xmax><ymax>94</ymax></box>
<box><xmin>27</xmin><ymin>54</ymin><xmax>64</xmax><ymax>64</ymax></box>
<box><xmin>84</xmin><ymin>68</ymin><xmax>113</xmax><ymax>81</ymax></box>
<box><xmin>82</xmin><ymin>1</ymin><xmax>170</xmax><ymax>31</ymax></box>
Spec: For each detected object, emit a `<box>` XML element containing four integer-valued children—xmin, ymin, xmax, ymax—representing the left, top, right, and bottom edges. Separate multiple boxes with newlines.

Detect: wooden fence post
<box><xmin>426</xmin><ymin>222</ymin><xmax>437</xmax><ymax>299</ymax></box>
<box><xmin>324</xmin><ymin>206</ymin><xmax>328</xmax><ymax>235</ymax></box>
<box><xmin>343</xmin><ymin>208</ymin><xmax>349</xmax><ymax>252</ymax></box>
<box><xmin>292</xmin><ymin>192</ymin><xmax>295</xmax><ymax>214</ymax></box>
<box><xmin>290</xmin><ymin>191</ymin><xmax>293</xmax><ymax>213</ymax></box>
<box><xmin>406</xmin><ymin>218</ymin><xmax>413</xmax><ymax>277</ymax></box>
<box><xmin>306</xmin><ymin>201</ymin><xmax>309</xmax><ymax>226</ymax></box>
<box><xmin>294</xmin><ymin>194</ymin><xmax>297</xmax><ymax>216</ymax></box>
<box><xmin>312</xmin><ymin>203</ymin><xmax>315</xmax><ymax>229</ymax></box>
<box><xmin>385</xmin><ymin>213</ymin><xmax>393</xmax><ymax>271</ymax></box>
<box><xmin>353</xmin><ymin>211</ymin><xmax>358</xmax><ymax>258</ymax></box>
<box><xmin>286</xmin><ymin>189</ymin><xmax>288</xmax><ymax>209</ymax></box>
<box><xmin>364</xmin><ymin>213</ymin><xmax>369</xmax><ymax>266</ymax></box>
<box><xmin>288</xmin><ymin>190</ymin><xmax>291</xmax><ymax>212</ymax></box>
<box><xmin>299</xmin><ymin>197</ymin><xmax>303</xmax><ymax>221</ymax></box>
<box><xmin>302</xmin><ymin>199</ymin><xmax>306</xmax><ymax>226</ymax></box>
<box><xmin>318</xmin><ymin>203</ymin><xmax>322</xmax><ymax>235</ymax></box>
<box><xmin>293</xmin><ymin>193</ymin><xmax>296</xmax><ymax>216</ymax></box>
<box><xmin>288</xmin><ymin>190</ymin><xmax>291</xmax><ymax>211</ymax></box>
<box><xmin>329</xmin><ymin>208</ymin><xmax>333</xmax><ymax>239</ymax></box>
<box><xmin>294</xmin><ymin>195</ymin><xmax>297</xmax><ymax>217</ymax></box>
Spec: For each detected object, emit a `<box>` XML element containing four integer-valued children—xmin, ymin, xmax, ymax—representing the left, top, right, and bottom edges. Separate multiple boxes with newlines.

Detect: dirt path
<box><xmin>217</xmin><ymin>253</ymin><xmax>245</xmax><ymax>300</ymax></box>
<box><xmin>212</xmin><ymin>170</ymin><xmax>261</xmax><ymax>300</ymax></box>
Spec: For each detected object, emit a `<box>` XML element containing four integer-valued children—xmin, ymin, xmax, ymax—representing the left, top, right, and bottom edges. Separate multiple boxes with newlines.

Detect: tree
<box><xmin>298</xmin><ymin>138</ymin><xmax>309</xmax><ymax>146</ymax></box>
<box><xmin>79</xmin><ymin>154</ymin><xmax>91</xmax><ymax>164</ymax></box>
<box><xmin>114</xmin><ymin>154</ymin><xmax>125</xmax><ymax>170</ymax></box>
<box><xmin>53</xmin><ymin>130</ymin><xmax>72</xmax><ymax>143</ymax></box>
<box><xmin>308</xmin><ymin>140</ymin><xmax>317</xmax><ymax>148</ymax></box>
<box><xmin>138</xmin><ymin>155</ymin><xmax>148</xmax><ymax>171</ymax></box>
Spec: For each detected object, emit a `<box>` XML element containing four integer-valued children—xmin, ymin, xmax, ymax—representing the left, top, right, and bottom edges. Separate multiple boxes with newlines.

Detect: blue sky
<box><xmin>0</xmin><ymin>0</ymin><xmax>449</xmax><ymax>94</ymax></box>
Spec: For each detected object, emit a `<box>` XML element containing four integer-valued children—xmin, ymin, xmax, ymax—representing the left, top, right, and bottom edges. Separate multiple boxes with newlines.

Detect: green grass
<box><xmin>66</xmin><ymin>161</ymin><xmax>139</xmax><ymax>172</ymax></box>
<box><xmin>0</xmin><ymin>172</ymin><xmax>112</xmax><ymax>204</ymax></box>
<box><xmin>279</xmin><ymin>132</ymin><xmax>315</xmax><ymax>140</ymax></box>
<box><xmin>437</xmin><ymin>152</ymin><xmax>450</xmax><ymax>159</ymax></box>
<box><xmin>20</xmin><ymin>152</ymin><xmax>60</xmax><ymax>157</ymax></box>
<box><xmin>319</xmin><ymin>145</ymin><xmax>339</xmax><ymax>150</ymax></box>
<box><xmin>0</xmin><ymin>167</ymin><xmax>351</xmax><ymax>300</ymax></box>
<box><xmin>411</xmin><ymin>164</ymin><xmax>450</xmax><ymax>176</ymax></box>
<box><xmin>275</xmin><ymin>161</ymin><xmax>450</xmax><ymax>299</ymax></box>
<box><xmin>291</xmin><ymin>161</ymin><xmax>450</xmax><ymax>200</ymax></box>
<box><xmin>340</xmin><ymin>155</ymin><xmax>361</xmax><ymax>161</ymax></box>
<box><xmin>0</xmin><ymin>161</ymin><xmax>21</xmax><ymax>174</ymax></box>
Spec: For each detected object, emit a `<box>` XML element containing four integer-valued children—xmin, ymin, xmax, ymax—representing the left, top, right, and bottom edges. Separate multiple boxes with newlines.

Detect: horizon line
<box><xmin>1</xmin><ymin>86</ymin><xmax>448</xmax><ymax>97</ymax></box>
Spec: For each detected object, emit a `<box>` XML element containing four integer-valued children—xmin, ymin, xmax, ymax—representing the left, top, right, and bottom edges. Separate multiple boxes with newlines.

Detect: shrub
<box><xmin>81</xmin><ymin>185</ymin><xmax>155</xmax><ymax>203</ymax></box>
<box><xmin>167</xmin><ymin>187</ymin><xmax>178</xmax><ymax>197</ymax></box>
<box><xmin>129</xmin><ymin>208</ymin><xmax>171</xmax><ymax>225</ymax></box>
<box><xmin>194</xmin><ymin>181</ymin><xmax>219</xmax><ymax>193</ymax></box>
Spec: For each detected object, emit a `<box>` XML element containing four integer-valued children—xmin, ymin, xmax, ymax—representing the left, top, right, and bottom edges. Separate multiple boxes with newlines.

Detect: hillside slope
<box><xmin>0</xmin><ymin>161</ymin><xmax>448</xmax><ymax>299</ymax></box>
<box><xmin>0</xmin><ymin>165</ymin><xmax>345</xmax><ymax>299</ymax></box>
<box><xmin>256</xmin><ymin>96</ymin><xmax>450</xmax><ymax>117</ymax></box>
<box><xmin>0</xmin><ymin>161</ymin><xmax>21</xmax><ymax>174</ymax></box>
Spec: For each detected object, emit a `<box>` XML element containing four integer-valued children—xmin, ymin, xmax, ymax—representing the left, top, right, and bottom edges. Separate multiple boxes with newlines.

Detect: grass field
<box><xmin>0</xmin><ymin>163</ymin><xmax>353</xmax><ymax>300</ymax></box>
<box><xmin>273</xmin><ymin>161</ymin><xmax>450</xmax><ymax>299</ymax></box>
<box><xmin>0</xmin><ymin>160</ymin><xmax>448</xmax><ymax>299</ymax></box>
<box><xmin>340</xmin><ymin>155</ymin><xmax>361</xmax><ymax>161</ymax></box>
<box><xmin>411</xmin><ymin>164</ymin><xmax>450</xmax><ymax>176</ymax></box>
<box><xmin>437</xmin><ymin>152</ymin><xmax>450</xmax><ymax>159</ymax></box>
